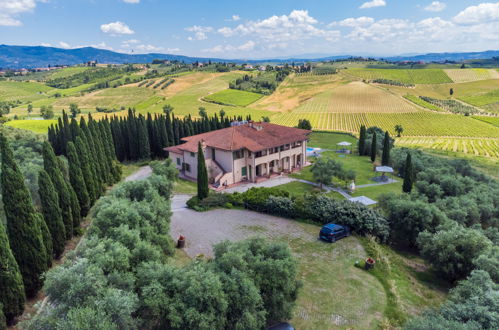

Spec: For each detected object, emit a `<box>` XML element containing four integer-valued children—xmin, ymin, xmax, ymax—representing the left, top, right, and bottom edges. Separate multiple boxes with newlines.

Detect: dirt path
<box><xmin>124</xmin><ymin>165</ymin><xmax>152</xmax><ymax>181</ymax></box>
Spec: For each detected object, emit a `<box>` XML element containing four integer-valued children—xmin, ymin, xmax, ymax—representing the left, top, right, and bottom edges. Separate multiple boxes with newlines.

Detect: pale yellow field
<box><xmin>252</xmin><ymin>73</ymin><xmax>342</xmax><ymax>112</ymax></box>
<box><xmin>444</xmin><ymin>68</ymin><xmax>499</xmax><ymax>83</ymax></box>
<box><xmin>294</xmin><ymin>81</ymin><xmax>418</xmax><ymax>114</ymax></box>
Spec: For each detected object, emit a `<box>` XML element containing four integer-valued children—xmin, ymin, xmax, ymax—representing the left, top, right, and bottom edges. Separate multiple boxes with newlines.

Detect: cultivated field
<box><xmin>345</xmin><ymin>68</ymin><xmax>452</xmax><ymax>84</ymax></box>
<box><xmin>252</xmin><ymin>73</ymin><xmax>342</xmax><ymax>112</ymax></box>
<box><xmin>0</xmin><ymin>80</ymin><xmax>53</xmax><ymax>102</ymax></box>
<box><xmin>2</xmin><ymin>66</ymin><xmax>499</xmax><ymax>162</ymax></box>
<box><xmin>53</xmin><ymin>86</ymin><xmax>156</xmax><ymax>110</ymax></box>
<box><xmin>4</xmin><ymin>119</ymin><xmax>57</xmax><ymax>133</ymax></box>
<box><xmin>444</xmin><ymin>68</ymin><xmax>499</xmax><ymax>83</ymax></box>
<box><xmin>203</xmin><ymin>89</ymin><xmax>263</xmax><ymax>107</ymax></box>
<box><xmin>473</xmin><ymin>115</ymin><xmax>499</xmax><ymax>127</ymax></box>
<box><xmin>271</xmin><ymin>111</ymin><xmax>499</xmax><ymax>137</ymax></box>
<box><xmin>396</xmin><ymin>137</ymin><xmax>499</xmax><ymax>158</ymax></box>
<box><xmin>293</xmin><ymin>81</ymin><xmax>418</xmax><ymax>114</ymax></box>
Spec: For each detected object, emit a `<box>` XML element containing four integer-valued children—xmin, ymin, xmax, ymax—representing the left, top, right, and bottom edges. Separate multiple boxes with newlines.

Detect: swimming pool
<box><xmin>306</xmin><ymin>147</ymin><xmax>315</xmax><ymax>152</ymax></box>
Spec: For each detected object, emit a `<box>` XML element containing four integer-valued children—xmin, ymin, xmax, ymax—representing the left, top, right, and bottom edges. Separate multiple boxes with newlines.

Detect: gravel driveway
<box><xmin>170</xmin><ymin>207</ymin><xmax>315</xmax><ymax>258</ymax></box>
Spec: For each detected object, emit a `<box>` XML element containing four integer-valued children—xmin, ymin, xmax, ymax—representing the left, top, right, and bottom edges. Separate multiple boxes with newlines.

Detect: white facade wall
<box><xmin>169</xmin><ymin>138</ymin><xmax>307</xmax><ymax>185</ymax></box>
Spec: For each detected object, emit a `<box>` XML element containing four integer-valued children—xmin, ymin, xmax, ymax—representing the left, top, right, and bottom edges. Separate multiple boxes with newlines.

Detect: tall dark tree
<box><xmin>370</xmin><ymin>133</ymin><xmax>377</xmax><ymax>163</ymax></box>
<box><xmin>197</xmin><ymin>142</ymin><xmax>209</xmax><ymax>200</ymax></box>
<box><xmin>381</xmin><ymin>131</ymin><xmax>391</xmax><ymax>166</ymax></box>
<box><xmin>0</xmin><ymin>221</ymin><xmax>25</xmax><ymax>325</ymax></box>
<box><xmin>42</xmin><ymin>142</ymin><xmax>73</xmax><ymax>239</ymax></box>
<box><xmin>36</xmin><ymin>213</ymin><xmax>53</xmax><ymax>267</ymax></box>
<box><xmin>0</xmin><ymin>134</ymin><xmax>48</xmax><ymax>297</ymax></box>
<box><xmin>67</xmin><ymin>142</ymin><xmax>90</xmax><ymax>216</ymax></box>
<box><xmin>75</xmin><ymin>136</ymin><xmax>98</xmax><ymax>204</ymax></box>
<box><xmin>38</xmin><ymin>169</ymin><xmax>66</xmax><ymax>258</ymax></box>
<box><xmin>358</xmin><ymin>125</ymin><xmax>366</xmax><ymax>156</ymax></box>
<box><xmin>67</xmin><ymin>184</ymin><xmax>81</xmax><ymax>231</ymax></box>
<box><xmin>137</xmin><ymin>117</ymin><xmax>151</xmax><ymax>159</ymax></box>
<box><xmin>403</xmin><ymin>153</ymin><xmax>414</xmax><ymax>193</ymax></box>
<box><xmin>165</xmin><ymin>112</ymin><xmax>174</xmax><ymax>145</ymax></box>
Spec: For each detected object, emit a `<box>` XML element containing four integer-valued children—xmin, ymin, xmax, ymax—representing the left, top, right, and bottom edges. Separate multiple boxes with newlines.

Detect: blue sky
<box><xmin>1</xmin><ymin>0</ymin><xmax>498</xmax><ymax>58</ymax></box>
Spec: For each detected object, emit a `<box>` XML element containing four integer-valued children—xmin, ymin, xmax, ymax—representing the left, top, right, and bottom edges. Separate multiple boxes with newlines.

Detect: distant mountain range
<box><xmin>1</xmin><ymin>44</ymin><xmax>498</xmax><ymax>69</ymax></box>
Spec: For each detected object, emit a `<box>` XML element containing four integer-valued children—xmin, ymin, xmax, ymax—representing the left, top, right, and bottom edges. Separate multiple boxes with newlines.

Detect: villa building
<box><xmin>165</xmin><ymin>122</ymin><xmax>311</xmax><ymax>188</ymax></box>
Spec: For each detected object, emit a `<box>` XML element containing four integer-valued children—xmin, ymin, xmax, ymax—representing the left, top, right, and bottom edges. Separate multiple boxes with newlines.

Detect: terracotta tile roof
<box><xmin>165</xmin><ymin>122</ymin><xmax>310</xmax><ymax>153</ymax></box>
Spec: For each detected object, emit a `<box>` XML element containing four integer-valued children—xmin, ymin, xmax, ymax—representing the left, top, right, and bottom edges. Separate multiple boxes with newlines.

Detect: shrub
<box><xmin>417</xmin><ymin>224</ymin><xmax>492</xmax><ymax>282</ymax></box>
<box><xmin>228</xmin><ymin>187</ymin><xmax>289</xmax><ymax>212</ymax></box>
<box><xmin>302</xmin><ymin>195</ymin><xmax>390</xmax><ymax>242</ymax></box>
<box><xmin>226</xmin><ymin>188</ymin><xmax>389</xmax><ymax>242</ymax></box>
<box><xmin>186</xmin><ymin>193</ymin><xmax>229</xmax><ymax>211</ymax></box>
<box><xmin>265</xmin><ymin>196</ymin><xmax>295</xmax><ymax>218</ymax></box>
<box><xmin>406</xmin><ymin>270</ymin><xmax>498</xmax><ymax>329</ymax></box>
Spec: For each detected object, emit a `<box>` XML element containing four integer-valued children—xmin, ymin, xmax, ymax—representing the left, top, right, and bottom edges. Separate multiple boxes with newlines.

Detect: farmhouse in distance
<box><xmin>166</xmin><ymin>121</ymin><xmax>310</xmax><ymax>187</ymax></box>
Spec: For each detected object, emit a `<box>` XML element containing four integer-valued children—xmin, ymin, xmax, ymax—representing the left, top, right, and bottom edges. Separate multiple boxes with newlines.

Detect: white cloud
<box><xmin>202</xmin><ymin>40</ymin><xmax>256</xmax><ymax>53</ymax></box>
<box><xmin>58</xmin><ymin>41</ymin><xmax>71</xmax><ymax>49</ymax></box>
<box><xmin>216</xmin><ymin>10</ymin><xmax>340</xmax><ymax>42</ymax></box>
<box><xmin>100</xmin><ymin>21</ymin><xmax>134</xmax><ymax>35</ymax></box>
<box><xmin>123</xmin><ymin>0</ymin><xmax>140</xmax><ymax>3</ymax></box>
<box><xmin>231</xmin><ymin>15</ymin><xmax>240</xmax><ymax>21</ymax></box>
<box><xmin>185</xmin><ymin>25</ymin><xmax>213</xmax><ymax>40</ymax></box>
<box><xmin>453</xmin><ymin>2</ymin><xmax>499</xmax><ymax>25</ymax></box>
<box><xmin>237</xmin><ymin>40</ymin><xmax>255</xmax><ymax>51</ymax></box>
<box><xmin>329</xmin><ymin>16</ymin><xmax>374</xmax><ymax>27</ymax></box>
<box><xmin>122</xmin><ymin>39</ymin><xmax>140</xmax><ymax>46</ymax></box>
<box><xmin>0</xmin><ymin>0</ymin><xmax>38</xmax><ymax>26</ymax></box>
<box><xmin>359</xmin><ymin>0</ymin><xmax>386</xmax><ymax>9</ymax></box>
<box><xmin>424</xmin><ymin>1</ymin><xmax>446</xmax><ymax>12</ymax></box>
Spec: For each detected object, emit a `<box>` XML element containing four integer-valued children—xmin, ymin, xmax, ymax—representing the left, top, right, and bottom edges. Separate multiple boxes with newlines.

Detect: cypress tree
<box><xmin>42</xmin><ymin>141</ymin><xmax>73</xmax><ymax>239</ymax></box>
<box><xmin>0</xmin><ymin>303</ymin><xmax>5</xmax><ymax>330</ymax></box>
<box><xmin>381</xmin><ymin>131</ymin><xmax>391</xmax><ymax>166</ymax></box>
<box><xmin>173</xmin><ymin>116</ymin><xmax>180</xmax><ymax>145</ymax></box>
<box><xmin>165</xmin><ymin>112</ymin><xmax>174</xmax><ymax>146</ymax></box>
<box><xmin>197</xmin><ymin>142</ymin><xmax>209</xmax><ymax>200</ymax></box>
<box><xmin>0</xmin><ymin>134</ymin><xmax>48</xmax><ymax>297</ymax></box>
<box><xmin>358</xmin><ymin>125</ymin><xmax>366</xmax><ymax>156</ymax></box>
<box><xmin>67</xmin><ymin>142</ymin><xmax>90</xmax><ymax>216</ymax></box>
<box><xmin>157</xmin><ymin>116</ymin><xmax>169</xmax><ymax>151</ymax></box>
<box><xmin>138</xmin><ymin>117</ymin><xmax>151</xmax><ymax>159</ymax></box>
<box><xmin>100</xmin><ymin>122</ymin><xmax>121</xmax><ymax>183</ymax></box>
<box><xmin>82</xmin><ymin>126</ymin><xmax>104</xmax><ymax>192</ymax></box>
<box><xmin>90</xmin><ymin>122</ymin><xmax>111</xmax><ymax>184</ymax></box>
<box><xmin>38</xmin><ymin>170</ymin><xmax>66</xmax><ymax>258</ymax></box>
<box><xmin>68</xmin><ymin>185</ymin><xmax>81</xmax><ymax>231</ymax></box>
<box><xmin>370</xmin><ymin>133</ymin><xmax>377</xmax><ymax>163</ymax></box>
<box><xmin>36</xmin><ymin>213</ymin><xmax>53</xmax><ymax>267</ymax></box>
<box><xmin>75</xmin><ymin>136</ymin><xmax>98</xmax><ymax>203</ymax></box>
<box><xmin>403</xmin><ymin>153</ymin><xmax>414</xmax><ymax>193</ymax></box>
<box><xmin>0</xmin><ymin>221</ymin><xmax>25</xmax><ymax>325</ymax></box>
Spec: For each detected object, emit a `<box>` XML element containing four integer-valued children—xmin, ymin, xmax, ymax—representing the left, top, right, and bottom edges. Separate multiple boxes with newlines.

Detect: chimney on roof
<box><xmin>248</xmin><ymin>121</ymin><xmax>263</xmax><ymax>131</ymax></box>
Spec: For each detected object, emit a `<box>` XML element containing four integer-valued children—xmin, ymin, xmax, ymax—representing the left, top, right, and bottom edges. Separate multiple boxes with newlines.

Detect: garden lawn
<box><xmin>321</xmin><ymin>151</ymin><xmax>377</xmax><ymax>185</ymax></box>
<box><xmin>174</xmin><ymin>178</ymin><xmax>197</xmax><ymax>194</ymax></box>
<box><xmin>275</xmin><ymin>181</ymin><xmax>321</xmax><ymax>196</ymax></box>
<box><xmin>351</xmin><ymin>181</ymin><xmax>403</xmax><ymax>200</ymax></box>
<box><xmin>308</xmin><ymin>131</ymin><xmax>357</xmax><ymax>149</ymax></box>
<box><xmin>204</xmin><ymin>89</ymin><xmax>263</xmax><ymax>107</ymax></box>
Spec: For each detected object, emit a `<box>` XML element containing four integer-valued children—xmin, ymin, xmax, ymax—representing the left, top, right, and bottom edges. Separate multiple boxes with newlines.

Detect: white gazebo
<box><xmin>349</xmin><ymin>196</ymin><xmax>377</xmax><ymax>206</ymax></box>
<box><xmin>337</xmin><ymin>141</ymin><xmax>352</xmax><ymax>154</ymax></box>
<box><xmin>374</xmin><ymin>166</ymin><xmax>394</xmax><ymax>182</ymax></box>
